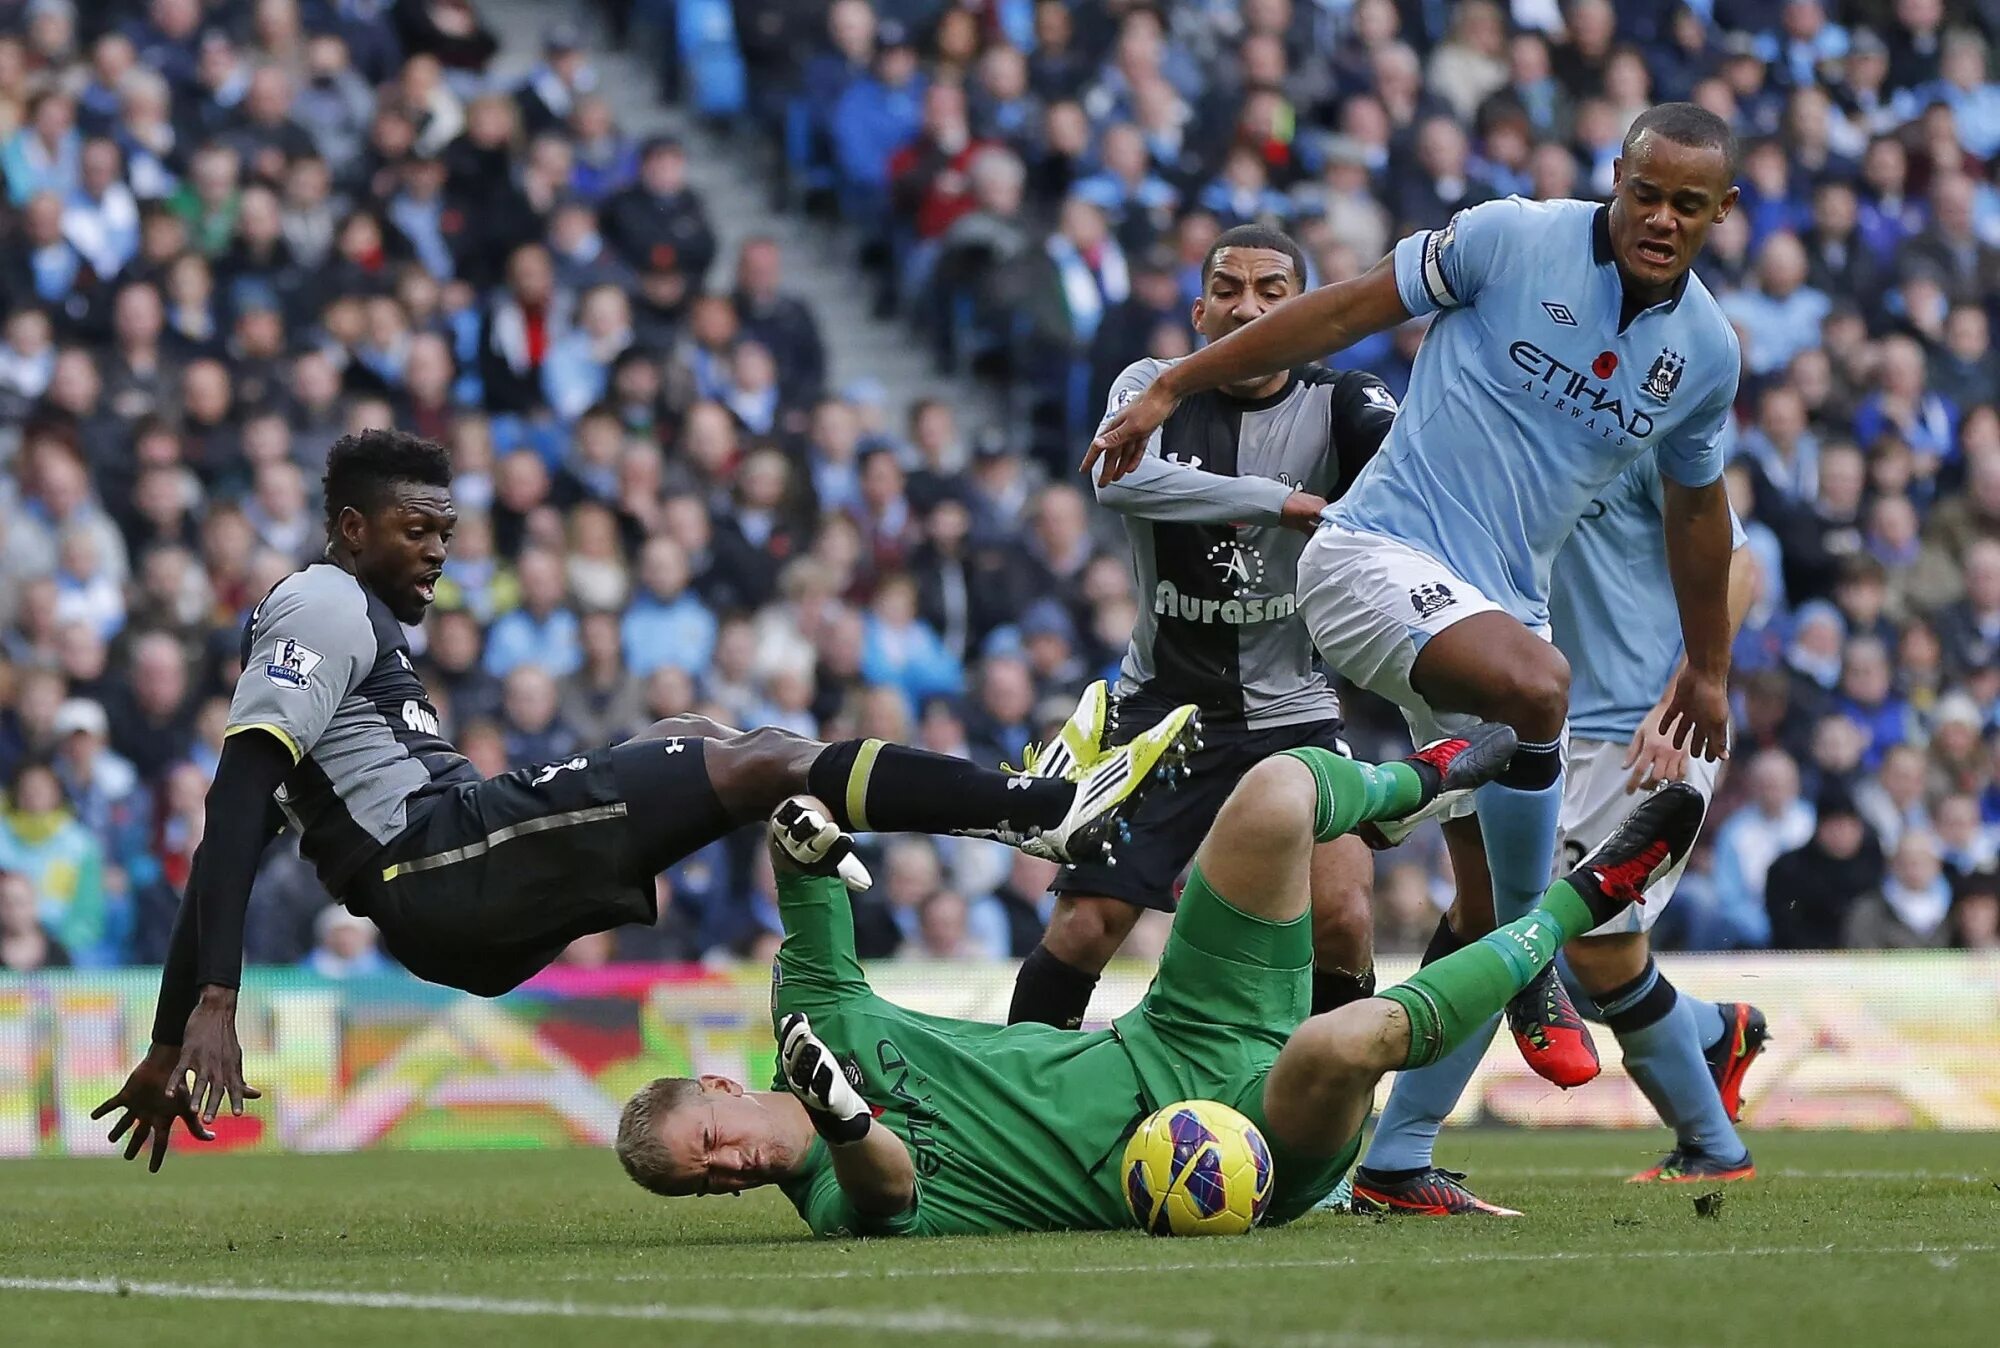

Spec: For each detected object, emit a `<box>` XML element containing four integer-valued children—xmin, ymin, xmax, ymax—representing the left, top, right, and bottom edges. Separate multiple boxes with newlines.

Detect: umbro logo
<box><xmin>1409</xmin><ymin>582</ymin><xmax>1456</xmax><ymax>618</ymax></box>
<box><xmin>1542</xmin><ymin>301</ymin><xmax>1578</xmax><ymax>327</ymax></box>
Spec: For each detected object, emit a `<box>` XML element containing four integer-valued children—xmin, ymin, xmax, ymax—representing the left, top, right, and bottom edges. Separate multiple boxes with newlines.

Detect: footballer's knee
<box><xmin>708</xmin><ymin>726</ymin><xmax>819</xmax><ymax>816</ymax></box>
<box><xmin>1489</xmin><ymin>648</ymin><xmax>1570</xmax><ymax>742</ymax></box>
<box><xmin>1206</xmin><ymin>755</ymin><xmax>1318</xmax><ymax>859</ymax></box>
<box><xmin>1263</xmin><ymin>1001</ymin><xmax>1405</xmax><ymax>1153</ymax></box>
<box><xmin>1041</xmin><ymin>895</ymin><xmax>1141</xmax><ymax>972</ymax></box>
<box><xmin>629</xmin><ymin>713</ymin><xmax>740</xmax><ymax>744</ymax></box>
<box><xmin>1566</xmin><ymin>931</ymin><xmax>1649</xmax><ymax>996</ymax></box>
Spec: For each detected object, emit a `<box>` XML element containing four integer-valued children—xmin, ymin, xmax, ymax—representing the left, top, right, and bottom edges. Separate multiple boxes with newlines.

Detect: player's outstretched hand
<box><xmin>90</xmin><ymin>1043</ymin><xmax>214</xmax><ymax>1172</ymax></box>
<box><xmin>1624</xmin><ymin>705</ymin><xmax>1691</xmax><ymax>793</ymax></box>
<box><xmin>770</xmin><ymin>797</ymin><xmax>873</xmax><ymax>891</ymax></box>
<box><xmin>1083</xmin><ymin>381</ymin><xmax>1179</xmax><ymax>487</ymax></box>
<box><xmin>1658</xmin><ymin>666</ymin><xmax>1730</xmax><ymax>763</ymax></box>
<box><xmin>175</xmin><ymin>989</ymin><xmax>264</xmax><ymax>1126</ymax></box>
<box><xmin>776</xmin><ymin>1012</ymin><xmax>871</xmax><ymax>1144</ymax></box>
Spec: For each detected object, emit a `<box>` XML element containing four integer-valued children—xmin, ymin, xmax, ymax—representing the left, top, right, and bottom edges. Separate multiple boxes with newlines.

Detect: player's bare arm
<box><xmin>1627</xmin><ymin>537</ymin><xmax>1756</xmax><ymax>791</ymax></box>
<box><xmin>1658</xmin><ymin>477</ymin><xmax>1734</xmax><ymax>762</ymax></box>
<box><xmin>1085</xmin><ymin>258</ymin><xmax>1411</xmax><ymax>487</ymax></box>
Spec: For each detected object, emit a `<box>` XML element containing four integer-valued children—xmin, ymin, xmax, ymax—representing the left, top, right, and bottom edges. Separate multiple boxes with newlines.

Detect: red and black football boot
<box><xmin>1627</xmin><ymin>1147</ymin><xmax>1756</xmax><ymax>1184</ymax></box>
<box><xmin>1349</xmin><ymin>1166</ymin><xmax>1523</xmax><ymax>1217</ymax></box>
<box><xmin>1356</xmin><ymin>723</ymin><xmax>1519</xmax><ymax>850</ymax></box>
<box><xmin>1567</xmin><ymin>783</ymin><xmax>1709</xmax><ymax>917</ymax></box>
<box><xmin>1703</xmin><ymin>1001</ymin><xmax>1771</xmax><ymax>1124</ymax></box>
<box><xmin>1504</xmin><ymin>784</ymin><xmax>1709</xmax><ymax>1088</ymax></box>
<box><xmin>1505</xmin><ymin>963</ymin><xmax>1601</xmax><ymax>1089</ymax></box>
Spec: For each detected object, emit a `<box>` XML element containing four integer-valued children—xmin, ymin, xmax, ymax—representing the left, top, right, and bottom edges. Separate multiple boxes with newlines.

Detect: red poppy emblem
<box><xmin>1592</xmin><ymin>351</ymin><xmax>1618</xmax><ymax>379</ymax></box>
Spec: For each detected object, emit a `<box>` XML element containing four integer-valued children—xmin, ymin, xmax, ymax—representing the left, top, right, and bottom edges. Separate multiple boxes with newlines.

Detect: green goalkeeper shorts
<box><xmin>1112</xmin><ymin>873</ymin><xmax>1362</xmax><ymax>1225</ymax></box>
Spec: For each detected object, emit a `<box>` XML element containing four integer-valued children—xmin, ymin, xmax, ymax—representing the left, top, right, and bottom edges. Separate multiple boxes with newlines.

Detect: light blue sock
<box><xmin>1602</xmin><ymin>972</ymin><xmax>1746</xmax><ymax>1162</ymax></box>
<box><xmin>1681</xmin><ymin>994</ymin><xmax>1727</xmax><ymax>1051</ymax></box>
<box><xmin>1473</xmin><ymin>771</ymin><xmax>1565</xmax><ymax>924</ymax></box>
<box><xmin>1359</xmin><ymin>1012</ymin><xmax>1499</xmax><ymax>1173</ymax></box>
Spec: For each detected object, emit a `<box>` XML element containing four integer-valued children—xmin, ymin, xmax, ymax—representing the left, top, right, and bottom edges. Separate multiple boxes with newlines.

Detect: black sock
<box><xmin>1596</xmin><ymin>959</ymin><xmax>1678</xmax><ymax>1035</ymax></box>
<box><xmin>1310</xmin><ymin>966</ymin><xmax>1378</xmax><ymax>1016</ymax></box>
<box><xmin>807</xmin><ymin>739</ymin><xmax>1073</xmax><ymax>836</ymax></box>
<box><xmin>1417</xmin><ymin>913</ymin><xmax>1469</xmax><ymax>969</ymax></box>
<box><xmin>1008</xmin><ymin>944</ymin><xmax>1099</xmax><ymax>1028</ymax></box>
<box><xmin>1355</xmin><ymin>1163</ymin><xmax>1431</xmax><ymax>1183</ymax></box>
<box><xmin>1495</xmin><ymin>737</ymin><xmax>1562</xmax><ymax>790</ymax></box>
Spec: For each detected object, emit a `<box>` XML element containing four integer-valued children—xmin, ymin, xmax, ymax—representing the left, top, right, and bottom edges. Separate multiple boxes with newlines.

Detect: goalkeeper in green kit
<box><xmin>616</xmin><ymin>728</ymin><xmax>1705</xmax><ymax>1236</ymax></box>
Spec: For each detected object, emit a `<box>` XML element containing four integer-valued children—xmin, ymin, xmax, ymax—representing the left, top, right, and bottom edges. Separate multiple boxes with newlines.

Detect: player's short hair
<box><xmin>1201</xmin><ymin>225</ymin><xmax>1308</xmax><ymax>291</ymax></box>
<box><xmin>321</xmin><ymin>427</ymin><xmax>453</xmax><ymax>531</ymax></box>
<box><xmin>1622</xmin><ymin>102</ymin><xmax>1740</xmax><ymax>180</ymax></box>
<box><xmin>616</xmin><ymin>1076</ymin><xmax>707</xmax><ymax>1196</ymax></box>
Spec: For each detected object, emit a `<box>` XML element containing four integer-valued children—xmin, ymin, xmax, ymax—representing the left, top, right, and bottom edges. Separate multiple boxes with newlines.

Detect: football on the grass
<box><xmin>1121</xmin><ymin>1099</ymin><xmax>1273</xmax><ymax>1236</ymax></box>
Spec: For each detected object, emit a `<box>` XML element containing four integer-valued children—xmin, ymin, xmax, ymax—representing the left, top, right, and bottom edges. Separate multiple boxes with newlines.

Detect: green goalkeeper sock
<box><xmin>1376</xmin><ymin>880</ymin><xmax>1601</xmax><ymax>1069</ymax></box>
<box><xmin>1278</xmin><ymin>747</ymin><xmax>1426</xmax><ymax>842</ymax></box>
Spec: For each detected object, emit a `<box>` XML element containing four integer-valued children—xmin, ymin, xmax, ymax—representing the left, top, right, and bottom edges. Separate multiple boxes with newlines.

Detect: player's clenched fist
<box><xmin>777</xmin><ymin>1013</ymin><xmax>871</xmax><ymax>1145</ymax></box>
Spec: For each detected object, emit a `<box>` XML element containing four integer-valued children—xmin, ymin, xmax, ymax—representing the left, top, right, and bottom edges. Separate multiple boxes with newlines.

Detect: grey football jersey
<box><xmin>1097</xmin><ymin>358</ymin><xmax>1398</xmax><ymax>728</ymax></box>
<box><xmin>228</xmin><ymin>563</ymin><xmax>476</xmax><ymax>893</ymax></box>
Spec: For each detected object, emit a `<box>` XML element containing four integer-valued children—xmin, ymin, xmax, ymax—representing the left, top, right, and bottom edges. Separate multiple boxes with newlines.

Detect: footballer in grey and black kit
<box><xmin>1061</xmin><ymin>355</ymin><xmax>1398</xmax><ymax>913</ymax></box>
<box><xmin>94</xmin><ymin>429</ymin><xmax>1204</xmax><ymax>1172</ymax></box>
<box><xmin>228</xmin><ymin>561</ymin><xmax>717</xmax><ymax>995</ymax></box>
<box><xmin>1007</xmin><ymin>225</ymin><xmax>1403</xmax><ymax>1035</ymax></box>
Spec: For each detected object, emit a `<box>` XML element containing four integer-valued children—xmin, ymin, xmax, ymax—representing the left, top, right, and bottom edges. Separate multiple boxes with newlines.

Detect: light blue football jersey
<box><xmin>1548</xmin><ymin>448</ymin><xmax>1748</xmax><ymax>743</ymax></box>
<box><xmin>1326</xmin><ymin>197</ymin><xmax>1740</xmax><ymax>629</ymax></box>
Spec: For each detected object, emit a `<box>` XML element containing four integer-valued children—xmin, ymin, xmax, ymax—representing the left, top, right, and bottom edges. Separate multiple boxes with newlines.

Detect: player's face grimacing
<box><xmin>344</xmin><ymin>481</ymin><xmax>456</xmax><ymax>625</ymax></box>
<box><xmin>1608</xmin><ymin>130</ymin><xmax>1738</xmax><ymax>297</ymax></box>
<box><xmin>1193</xmin><ymin>246</ymin><xmax>1303</xmax><ymax>343</ymax></box>
<box><xmin>647</xmin><ymin>1078</ymin><xmax>806</xmax><ymax>1197</ymax></box>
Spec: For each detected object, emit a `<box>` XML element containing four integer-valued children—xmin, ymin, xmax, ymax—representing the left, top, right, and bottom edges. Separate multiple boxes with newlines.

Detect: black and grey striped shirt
<box><xmin>1095</xmin><ymin>357</ymin><xmax>1398</xmax><ymax>729</ymax></box>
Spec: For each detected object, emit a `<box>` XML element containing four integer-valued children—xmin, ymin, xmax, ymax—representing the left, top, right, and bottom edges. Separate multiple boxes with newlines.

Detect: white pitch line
<box><xmin>575</xmin><ymin>1240</ymin><xmax>2000</xmax><ymax>1286</ymax></box>
<box><xmin>1470</xmin><ymin>1166</ymin><xmax>1993</xmax><ymax>1182</ymax></box>
<box><xmin>0</xmin><ymin>1277</ymin><xmax>1593</xmax><ymax>1348</ymax></box>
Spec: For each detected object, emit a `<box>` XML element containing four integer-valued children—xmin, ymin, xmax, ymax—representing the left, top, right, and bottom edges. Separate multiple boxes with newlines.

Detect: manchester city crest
<box><xmin>1640</xmin><ymin>350</ymin><xmax>1686</xmax><ymax>401</ymax></box>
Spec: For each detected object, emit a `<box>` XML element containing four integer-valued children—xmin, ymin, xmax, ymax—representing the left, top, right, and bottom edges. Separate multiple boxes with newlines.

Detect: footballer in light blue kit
<box><xmin>1351</xmin><ymin>449</ymin><xmax>1771</xmax><ymax>1214</ymax></box>
<box><xmin>1088</xmin><ymin>103</ymin><xmax>1744</xmax><ymax>1135</ymax></box>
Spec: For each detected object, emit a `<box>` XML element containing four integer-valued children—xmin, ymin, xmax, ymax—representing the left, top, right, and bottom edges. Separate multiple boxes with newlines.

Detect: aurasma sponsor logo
<box><xmin>1153</xmin><ymin>581</ymin><xmax>1297</xmax><ymax>625</ymax></box>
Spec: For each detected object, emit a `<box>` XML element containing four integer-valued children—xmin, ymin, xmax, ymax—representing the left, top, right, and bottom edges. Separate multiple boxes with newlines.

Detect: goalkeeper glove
<box><xmin>771</xmin><ymin>797</ymin><xmax>874</xmax><ymax>891</ymax></box>
<box><xmin>777</xmin><ymin>1012</ymin><xmax>871</xmax><ymax>1145</ymax></box>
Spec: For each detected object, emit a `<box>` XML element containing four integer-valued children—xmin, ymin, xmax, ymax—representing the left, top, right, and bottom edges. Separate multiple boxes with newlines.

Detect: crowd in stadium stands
<box><xmin>0</xmin><ymin>0</ymin><xmax>1996</xmax><ymax>977</ymax></box>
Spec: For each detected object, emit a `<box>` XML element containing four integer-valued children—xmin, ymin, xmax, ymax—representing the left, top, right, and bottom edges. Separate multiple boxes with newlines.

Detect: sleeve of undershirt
<box><xmin>1093</xmin><ymin>359</ymin><xmax>1293</xmax><ymax>523</ymax></box>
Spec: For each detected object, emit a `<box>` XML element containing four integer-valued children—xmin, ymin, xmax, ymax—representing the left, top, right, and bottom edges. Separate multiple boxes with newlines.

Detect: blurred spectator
<box><xmin>499</xmin><ymin>665</ymin><xmax>579</xmax><ymax>767</ymax></box>
<box><xmin>1767</xmin><ymin>783</ymin><xmax>1885</xmax><ymax>949</ymax></box>
<box><xmin>0</xmin><ymin>869</ymin><xmax>68</xmax><ymax>971</ymax></box>
<box><xmin>1951</xmin><ymin>865</ymin><xmax>2000</xmax><ymax>947</ymax></box>
<box><xmin>301</xmin><ymin>906</ymin><xmax>393</xmax><ymax>979</ymax></box>
<box><xmin>862</xmin><ymin>571</ymin><xmax>964</xmax><ymax>712</ymax></box>
<box><xmin>1844</xmin><ymin>828</ymin><xmax>1956</xmax><ymax>948</ymax></box>
<box><xmin>562</xmin><ymin>610</ymin><xmax>646</xmax><ymax>746</ymax></box>
<box><xmin>484</xmin><ymin>546</ymin><xmax>580</xmax><ymax>678</ymax></box>
<box><xmin>1711</xmin><ymin>749</ymin><xmax>1816</xmax><ymax>948</ymax></box>
<box><xmin>0</xmin><ymin>760</ymin><xmax>106</xmax><ymax>963</ymax></box>
<box><xmin>1722</xmin><ymin>232</ymin><xmax>1831</xmax><ymax>378</ymax></box>
<box><xmin>733</xmin><ymin>237</ymin><xmax>826</xmax><ymax>398</ymax></box>
<box><xmin>620</xmin><ymin>522</ymin><xmax>719</xmax><ymax>671</ymax></box>
<box><xmin>604</xmin><ymin>135</ymin><xmax>715</xmax><ymax>286</ymax></box>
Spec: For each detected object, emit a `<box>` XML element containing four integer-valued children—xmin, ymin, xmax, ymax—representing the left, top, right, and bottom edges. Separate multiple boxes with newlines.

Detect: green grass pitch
<box><xmin>3</xmin><ymin>1131</ymin><xmax>1994</xmax><ymax>1348</ymax></box>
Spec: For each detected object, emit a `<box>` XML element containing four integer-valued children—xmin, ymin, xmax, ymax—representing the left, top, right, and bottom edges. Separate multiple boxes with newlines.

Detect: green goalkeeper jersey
<box><xmin>771</xmin><ymin>872</ymin><xmax>1144</xmax><ymax>1237</ymax></box>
